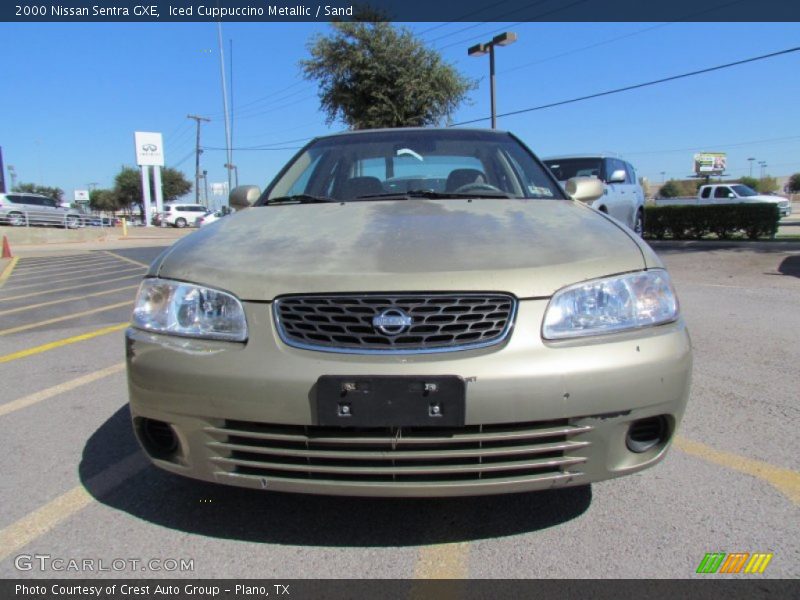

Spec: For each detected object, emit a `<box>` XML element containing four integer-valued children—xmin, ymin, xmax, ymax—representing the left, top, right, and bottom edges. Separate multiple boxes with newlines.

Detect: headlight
<box><xmin>543</xmin><ymin>270</ymin><xmax>678</xmax><ymax>340</ymax></box>
<box><xmin>132</xmin><ymin>278</ymin><xmax>247</xmax><ymax>342</ymax></box>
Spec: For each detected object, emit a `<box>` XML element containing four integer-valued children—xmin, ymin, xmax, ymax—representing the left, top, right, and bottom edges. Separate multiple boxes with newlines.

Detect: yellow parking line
<box><xmin>0</xmin><ymin>323</ymin><xmax>128</xmax><ymax>363</ymax></box>
<box><xmin>0</xmin><ymin>265</ymin><xmax>144</xmax><ymax>292</ymax></box>
<box><xmin>0</xmin><ymin>273</ymin><xmax>145</xmax><ymax>303</ymax></box>
<box><xmin>0</xmin><ymin>257</ymin><xmax>19</xmax><ymax>288</ymax></box>
<box><xmin>674</xmin><ymin>436</ymin><xmax>800</xmax><ymax>505</ymax></box>
<box><xmin>102</xmin><ymin>250</ymin><xmax>151</xmax><ymax>268</ymax></box>
<box><xmin>412</xmin><ymin>542</ymin><xmax>470</xmax><ymax>579</ymax></box>
<box><xmin>0</xmin><ymin>285</ymin><xmax>138</xmax><ymax>317</ymax></box>
<box><xmin>0</xmin><ymin>452</ymin><xmax>148</xmax><ymax>561</ymax></box>
<box><xmin>12</xmin><ymin>257</ymin><xmax>122</xmax><ymax>275</ymax></box>
<box><xmin>0</xmin><ymin>300</ymin><xmax>133</xmax><ymax>336</ymax></box>
<box><xmin>0</xmin><ymin>362</ymin><xmax>125</xmax><ymax>418</ymax></box>
<box><xmin>2</xmin><ymin>262</ymin><xmax>144</xmax><ymax>286</ymax></box>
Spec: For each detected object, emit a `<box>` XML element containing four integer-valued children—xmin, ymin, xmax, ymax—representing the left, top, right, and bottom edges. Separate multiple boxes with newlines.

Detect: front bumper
<box><xmin>126</xmin><ymin>299</ymin><xmax>692</xmax><ymax>497</ymax></box>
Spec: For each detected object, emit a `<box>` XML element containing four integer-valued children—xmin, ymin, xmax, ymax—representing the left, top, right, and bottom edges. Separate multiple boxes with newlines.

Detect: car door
<box><xmin>20</xmin><ymin>195</ymin><xmax>46</xmax><ymax>224</ymax></box>
<box><xmin>713</xmin><ymin>186</ymin><xmax>733</xmax><ymax>205</ymax></box>
<box><xmin>42</xmin><ymin>197</ymin><xmax>63</xmax><ymax>226</ymax></box>
<box><xmin>603</xmin><ymin>158</ymin><xmax>628</xmax><ymax>224</ymax></box>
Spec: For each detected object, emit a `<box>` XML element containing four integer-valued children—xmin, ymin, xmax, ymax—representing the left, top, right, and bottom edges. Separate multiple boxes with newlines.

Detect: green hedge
<box><xmin>644</xmin><ymin>203</ymin><xmax>779</xmax><ymax>240</ymax></box>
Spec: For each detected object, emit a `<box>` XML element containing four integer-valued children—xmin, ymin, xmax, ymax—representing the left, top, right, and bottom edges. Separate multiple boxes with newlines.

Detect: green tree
<box><xmin>788</xmin><ymin>173</ymin><xmax>800</xmax><ymax>193</ymax></box>
<box><xmin>13</xmin><ymin>183</ymin><xmax>64</xmax><ymax>202</ymax></box>
<box><xmin>756</xmin><ymin>176</ymin><xmax>778</xmax><ymax>194</ymax></box>
<box><xmin>658</xmin><ymin>180</ymin><xmax>680</xmax><ymax>198</ymax></box>
<box><xmin>738</xmin><ymin>176</ymin><xmax>759</xmax><ymax>190</ymax></box>
<box><xmin>301</xmin><ymin>20</ymin><xmax>474</xmax><ymax>129</ymax></box>
<box><xmin>112</xmin><ymin>166</ymin><xmax>193</xmax><ymax>216</ymax></box>
<box><xmin>89</xmin><ymin>189</ymin><xmax>119</xmax><ymax>213</ymax></box>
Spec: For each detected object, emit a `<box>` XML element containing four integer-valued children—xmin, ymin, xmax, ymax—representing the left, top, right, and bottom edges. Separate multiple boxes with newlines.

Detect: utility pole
<box><xmin>187</xmin><ymin>114</ymin><xmax>210</xmax><ymax>204</ymax></box>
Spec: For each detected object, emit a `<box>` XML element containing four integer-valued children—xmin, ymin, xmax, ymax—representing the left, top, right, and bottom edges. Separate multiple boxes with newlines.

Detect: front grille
<box><xmin>205</xmin><ymin>420</ymin><xmax>591</xmax><ymax>484</ymax></box>
<box><xmin>274</xmin><ymin>293</ymin><xmax>516</xmax><ymax>354</ymax></box>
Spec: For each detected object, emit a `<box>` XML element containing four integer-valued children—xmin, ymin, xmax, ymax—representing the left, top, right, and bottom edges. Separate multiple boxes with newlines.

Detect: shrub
<box><xmin>643</xmin><ymin>204</ymin><xmax>779</xmax><ymax>241</ymax></box>
<box><xmin>788</xmin><ymin>173</ymin><xmax>800</xmax><ymax>193</ymax></box>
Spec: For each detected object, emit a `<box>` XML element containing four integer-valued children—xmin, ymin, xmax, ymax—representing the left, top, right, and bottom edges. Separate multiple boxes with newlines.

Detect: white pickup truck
<box><xmin>655</xmin><ymin>184</ymin><xmax>791</xmax><ymax>218</ymax></box>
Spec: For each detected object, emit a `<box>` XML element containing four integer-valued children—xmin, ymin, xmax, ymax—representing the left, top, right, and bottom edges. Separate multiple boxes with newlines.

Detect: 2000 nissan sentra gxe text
<box><xmin>126</xmin><ymin>128</ymin><xmax>692</xmax><ymax>497</ymax></box>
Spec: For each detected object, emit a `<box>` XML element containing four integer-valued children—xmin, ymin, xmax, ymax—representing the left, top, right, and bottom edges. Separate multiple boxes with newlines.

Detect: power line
<box><xmin>622</xmin><ymin>135</ymin><xmax>800</xmax><ymax>157</ymax></box>
<box><xmin>452</xmin><ymin>45</ymin><xmax>800</xmax><ymax>127</ymax></box>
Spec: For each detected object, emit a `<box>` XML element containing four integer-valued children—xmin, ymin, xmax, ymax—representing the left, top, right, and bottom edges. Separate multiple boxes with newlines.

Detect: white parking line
<box><xmin>0</xmin><ymin>301</ymin><xmax>133</xmax><ymax>336</ymax></box>
<box><xmin>0</xmin><ymin>362</ymin><xmax>125</xmax><ymax>417</ymax></box>
<box><xmin>0</xmin><ymin>452</ymin><xmax>148</xmax><ymax>561</ymax></box>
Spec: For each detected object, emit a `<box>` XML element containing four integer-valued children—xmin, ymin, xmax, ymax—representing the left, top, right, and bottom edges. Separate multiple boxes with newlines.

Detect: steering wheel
<box><xmin>453</xmin><ymin>182</ymin><xmax>503</xmax><ymax>194</ymax></box>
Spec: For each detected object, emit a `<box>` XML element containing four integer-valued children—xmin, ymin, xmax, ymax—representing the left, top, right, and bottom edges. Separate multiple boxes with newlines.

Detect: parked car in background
<box><xmin>0</xmin><ymin>192</ymin><xmax>83</xmax><ymax>228</ymax></box>
<box><xmin>655</xmin><ymin>184</ymin><xmax>791</xmax><ymax>218</ymax></box>
<box><xmin>156</xmin><ymin>202</ymin><xmax>207</xmax><ymax>228</ymax></box>
<box><xmin>196</xmin><ymin>206</ymin><xmax>236</xmax><ymax>227</ymax></box>
<box><xmin>127</xmin><ymin>127</ymin><xmax>691</xmax><ymax>498</ymax></box>
<box><xmin>543</xmin><ymin>155</ymin><xmax>646</xmax><ymax>236</ymax></box>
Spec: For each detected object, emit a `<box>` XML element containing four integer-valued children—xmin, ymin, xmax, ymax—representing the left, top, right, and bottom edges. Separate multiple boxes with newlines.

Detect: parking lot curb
<box><xmin>647</xmin><ymin>240</ymin><xmax>800</xmax><ymax>252</ymax></box>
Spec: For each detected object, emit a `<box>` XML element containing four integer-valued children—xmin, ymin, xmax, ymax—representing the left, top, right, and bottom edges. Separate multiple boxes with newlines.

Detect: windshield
<box><xmin>543</xmin><ymin>158</ymin><xmax>604</xmax><ymax>182</ymax></box>
<box><xmin>261</xmin><ymin>129</ymin><xmax>564</xmax><ymax>202</ymax></box>
<box><xmin>730</xmin><ymin>184</ymin><xmax>758</xmax><ymax>197</ymax></box>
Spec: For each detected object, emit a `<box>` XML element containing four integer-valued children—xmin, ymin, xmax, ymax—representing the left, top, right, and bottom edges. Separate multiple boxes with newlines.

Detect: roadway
<box><xmin>0</xmin><ymin>242</ymin><xmax>797</xmax><ymax>579</ymax></box>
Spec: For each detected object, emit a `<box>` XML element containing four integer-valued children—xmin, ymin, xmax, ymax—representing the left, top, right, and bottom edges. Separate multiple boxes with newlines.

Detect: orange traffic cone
<box><xmin>1</xmin><ymin>235</ymin><xmax>11</xmax><ymax>259</ymax></box>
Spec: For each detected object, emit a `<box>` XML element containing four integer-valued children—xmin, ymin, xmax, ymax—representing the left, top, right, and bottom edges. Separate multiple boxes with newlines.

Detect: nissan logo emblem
<box><xmin>372</xmin><ymin>309</ymin><xmax>412</xmax><ymax>336</ymax></box>
<box><xmin>141</xmin><ymin>144</ymin><xmax>158</xmax><ymax>152</ymax></box>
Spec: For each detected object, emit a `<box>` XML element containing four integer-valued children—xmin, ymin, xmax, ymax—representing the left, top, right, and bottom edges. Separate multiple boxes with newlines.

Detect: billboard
<box><xmin>134</xmin><ymin>131</ymin><xmax>165</xmax><ymax>166</ymax></box>
<box><xmin>74</xmin><ymin>189</ymin><xmax>90</xmax><ymax>202</ymax></box>
<box><xmin>694</xmin><ymin>152</ymin><xmax>727</xmax><ymax>175</ymax></box>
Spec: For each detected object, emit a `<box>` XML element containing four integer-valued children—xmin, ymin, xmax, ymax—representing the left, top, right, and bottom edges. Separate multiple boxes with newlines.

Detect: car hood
<box><xmin>154</xmin><ymin>199</ymin><xmax>647</xmax><ymax>301</ymax></box>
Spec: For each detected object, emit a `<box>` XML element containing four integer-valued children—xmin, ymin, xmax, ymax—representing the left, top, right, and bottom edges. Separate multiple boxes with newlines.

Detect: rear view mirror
<box><xmin>229</xmin><ymin>185</ymin><xmax>261</xmax><ymax>209</ymax></box>
<box><xmin>608</xmin><ymin>169</ymin><xmax>626</xmax><ymax>184</ymax></box>
<box><xmin>565</xmin><ymin>177</ymin><xmax>604</xmax><ymax>204</ymax></box>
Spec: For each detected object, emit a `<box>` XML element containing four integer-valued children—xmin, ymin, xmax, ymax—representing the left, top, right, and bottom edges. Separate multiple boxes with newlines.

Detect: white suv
<box><xmin>0</xmin><ymin>192</ymin><xmax>83</xmax><ymax>228</ymax></box>
<box><xmin>543</xmin><ymin>155</ymin><xmax>646</xmax><ymax>236</ymax></box>
<box><xmin>159</xmin><ymin>203</ymin><xmax>207</xmax><ymax>228</ymax></box>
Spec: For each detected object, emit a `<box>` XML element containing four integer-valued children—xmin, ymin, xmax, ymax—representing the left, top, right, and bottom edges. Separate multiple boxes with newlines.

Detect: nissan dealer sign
<box><xmin>134</xmin><ymin>131</ymin><xmax>164</xmax><ymax>166</ymax></box>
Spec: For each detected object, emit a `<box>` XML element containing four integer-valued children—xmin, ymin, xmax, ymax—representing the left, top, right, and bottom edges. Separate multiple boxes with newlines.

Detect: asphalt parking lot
<box><xmin>0</xmin><ymin>240</ymin><xmax>797</xmax><ymax>579</ymax></box>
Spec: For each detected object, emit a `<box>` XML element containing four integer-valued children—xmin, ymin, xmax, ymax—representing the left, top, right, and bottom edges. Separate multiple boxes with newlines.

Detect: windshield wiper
<box><xmin>353</xmin><ymin>189</ymin><xmax>512</xmax><ymax>200</ymax></box>
<box><xmin>266</xmin><ymin>194</ymin><xmax>337</xmax><ymax>204</ymax></box>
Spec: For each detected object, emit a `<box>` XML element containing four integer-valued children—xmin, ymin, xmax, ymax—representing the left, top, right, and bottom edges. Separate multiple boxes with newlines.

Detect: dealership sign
<box><xmin>694</xmin><ymin>152</ymin><xmax>727</xmax><ymax>176</ymax></box>
<box><xmin>134</xmin><ymin>131</ymin><xmax>165</xmax><ymax>166</ymax></box>
<box><xmin>74</xmin><ymin>189</ymin><xmax>90</xmax><ymax>202</ymax></box>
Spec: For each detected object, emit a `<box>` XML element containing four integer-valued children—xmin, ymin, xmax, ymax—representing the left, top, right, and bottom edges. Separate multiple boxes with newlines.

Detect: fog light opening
<box><xmin>139</xmin><ymin>418</ymin><xmax>179</xmax><ymax>458</ymax></box>
<box><xmin>626</xmin><ymin>415</ymin><xmax>668</xmax><ymax>453</ymax></box>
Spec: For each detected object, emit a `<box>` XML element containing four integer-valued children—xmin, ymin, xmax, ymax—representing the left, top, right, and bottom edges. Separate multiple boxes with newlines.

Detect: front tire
<box><xmin>7</xmin><ymin>212</ymin><xmax>25</xmax><ymax>227</ymax></box>
<box><xmin>175</xmin><ymin>217</ymin><xmax>187</xmax><ymax>228</ymax></box>
<box><xmin>633</xmin><ymin>208</ymin><xmax>644</xmax><ymax>237</ymax></box>
<box><xmin>65</xmin><ymin>215</ymin><xmax>80</xmax><ymax>229</ymax></box>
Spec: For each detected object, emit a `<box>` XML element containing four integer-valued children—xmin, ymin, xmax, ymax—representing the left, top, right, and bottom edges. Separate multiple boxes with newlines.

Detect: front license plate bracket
<box><xmin>315</xmin><ymin>375</ymin><xmax>465</xmax><ymax>428</ymax></box>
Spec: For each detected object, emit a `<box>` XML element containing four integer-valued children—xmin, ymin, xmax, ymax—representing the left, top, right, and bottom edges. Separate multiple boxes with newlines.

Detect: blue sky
<box><xmin>1</xmin><ymin>21</ymin><xmax>799</xmax><ymax>202</ymax></box>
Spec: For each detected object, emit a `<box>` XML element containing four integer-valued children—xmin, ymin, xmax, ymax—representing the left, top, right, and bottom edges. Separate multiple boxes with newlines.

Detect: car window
<box><xmin>23</xmin><ymin>196</ymin><xmax>43</xmax><ymax>206</ymax></box>
<box><xmin>714</xmin><ymin>186</ymin><xmax>731</xmax><ymax>199</ymax></box>
<box><xmin>624</xmin><ymin>162</ymin><xmax>636</xmax><ymax>184</ymax></box>
<box><xmin>701</xmin><ymin>187</ymin><xmax>711</xmax><ymax>198</ymax></box>
<box><xmin>6</xmin><ymin>195</ymin><xmax>26</xmax><ymax>204</ymax></box>
<box><xmin>266</xmin><ymin>130</ymin><xmax>565</xmax><ymax>201</ymax></box>
<box><xmin>543</xmin><ymin>158</ymin><xmax>603</xmax><ymax>182</ymax></box>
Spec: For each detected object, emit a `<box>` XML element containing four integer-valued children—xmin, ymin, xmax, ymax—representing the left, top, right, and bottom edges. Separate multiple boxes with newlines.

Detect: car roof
<box><xmin>543</xmin><ymin>154</ymin><xmax>625</xmax><ymax>161</ymax></box>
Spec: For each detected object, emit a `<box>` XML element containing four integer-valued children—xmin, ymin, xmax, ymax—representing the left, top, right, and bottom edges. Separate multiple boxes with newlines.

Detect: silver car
<box><xmin>0</xmin><ymin>192</ymin><xmax>82</xmax><ymax>228</ymax></box>
<box><xmin>127</xmin><ymin>128</ymin><xmax>692</xmax><ymax>497</ymax></box>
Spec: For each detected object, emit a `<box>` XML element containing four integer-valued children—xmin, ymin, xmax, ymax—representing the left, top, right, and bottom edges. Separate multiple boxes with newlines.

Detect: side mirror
<box><xmin>608</xmin><ymin>169</ymin><xmax>626</xmax><ymax>184</ymax></box>
<box><xmin>566</xmin><ymin>177</ymin><xmax>604</xmax><ymax>204</ymax></box>
<box><xmin>229</xmin><ymin>185</ymin><xmax>261</xmax><ymax>209</ymax></box>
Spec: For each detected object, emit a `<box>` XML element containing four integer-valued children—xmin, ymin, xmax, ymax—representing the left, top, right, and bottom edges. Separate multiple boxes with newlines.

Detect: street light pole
<box><xmin>747</xmin><ymin>157</ymin><xmax>755</xmax><ymax>178</ymax></box>
<box><xmin>468</xmin><ymin>32</ymin><xmax>517</xmax><ymax>129</ymax></box>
